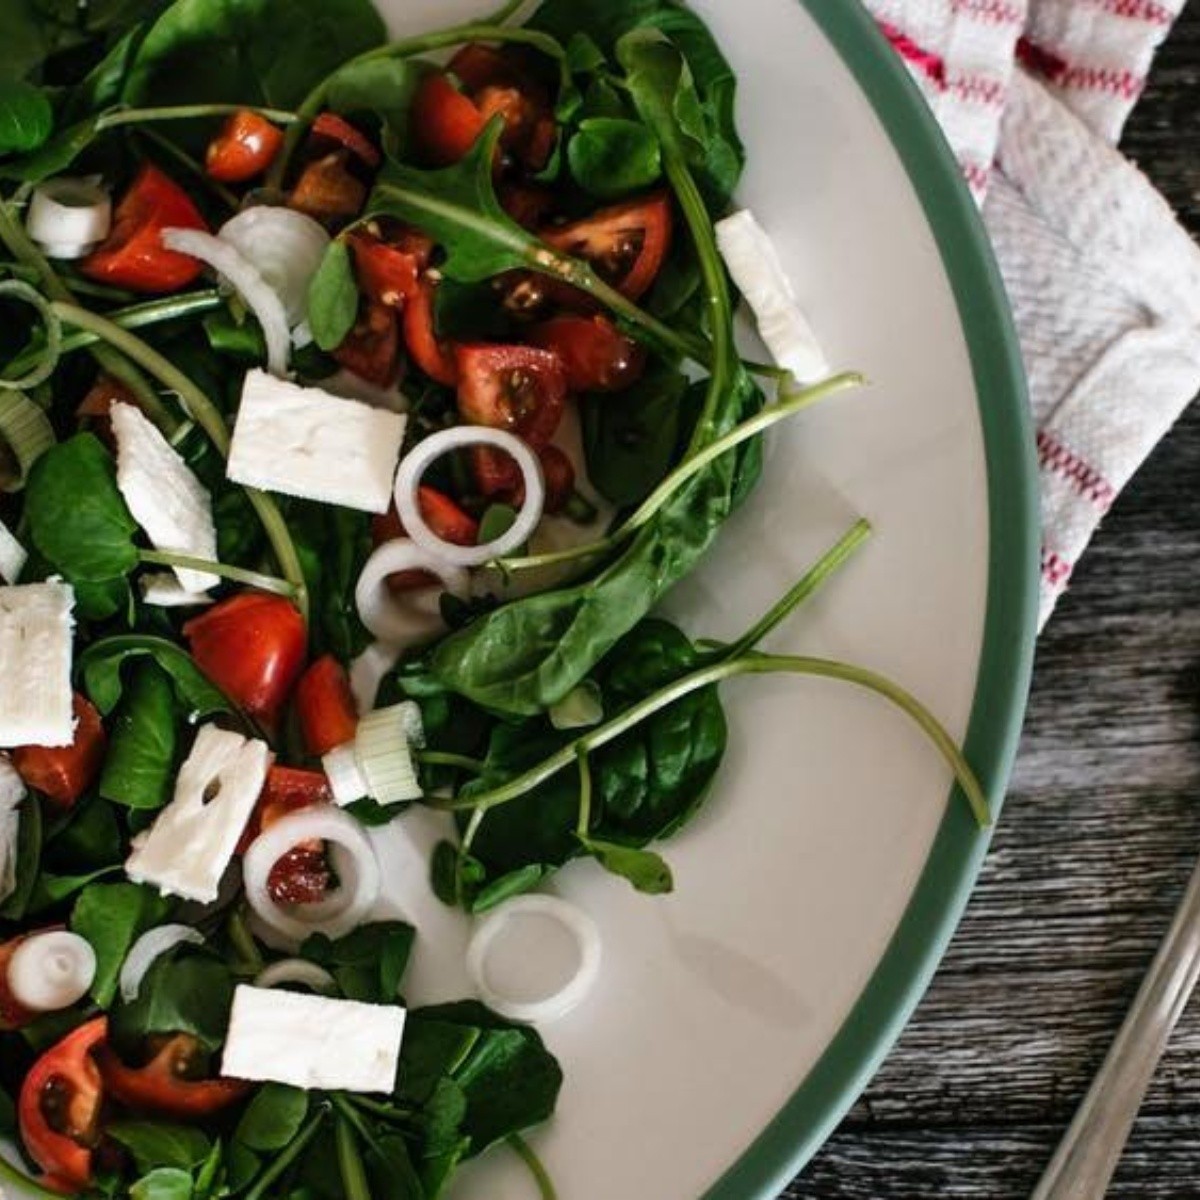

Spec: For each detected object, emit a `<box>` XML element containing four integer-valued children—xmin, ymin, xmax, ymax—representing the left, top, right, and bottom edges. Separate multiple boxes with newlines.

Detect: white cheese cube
<box><xmin>227</xmin><ymin>370</ymin><xmax>407</xmax><ymax>514</ymax></box>
<box><xmin>0</xmin><ymin>518</ymin><xmax>26</xmax><ymax>584</ymax></box>
<box><xmin>138</xmin><ymin>573</ymin><xmax>214</xmax><ymax>609</ymax></box>
<box><xmin>0</xmin><ymin>757</ymin><xmax>25</xmax><ymax>904</ymax></box>
<box><xmin>125</xmin><ymin>725</ymin><xmax>270</xmax><ymax>903</ymax></box>
<box><xmin>111</xmin><ymin>402</ymin><xmax>219</xmax><ymax>593</ymax></box>
<box><xmin>221</xmin><ymin>984</ymin><xmax>406</xmax><ymax>1093</ymax></box>
<box><xmin>0</xmin><ymin>582</ymin><xmax>75</xmax><ymax>748</ymax></box>
<box><xmin>715</xmin><ymin>209</ymin><xmax>830</xmax><ymax>383</ymax></box>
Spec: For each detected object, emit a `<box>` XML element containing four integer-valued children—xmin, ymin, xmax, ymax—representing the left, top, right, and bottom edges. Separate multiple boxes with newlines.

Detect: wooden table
<box><xmin>787</xmin><ymin>14</ymin><xmax>1200</xmax><ymax>1197</ymax></box>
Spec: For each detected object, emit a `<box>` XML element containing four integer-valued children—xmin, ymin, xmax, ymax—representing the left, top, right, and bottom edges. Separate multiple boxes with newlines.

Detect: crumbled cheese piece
<box><xmin>0</xmin><ymin>582</ymin><xmax>75</xmax><ymax>747</ymax></box>
<box><xmin>138</xmin><ymin>573</ymin><xmax>214</xmax><ymax>608</ymax></box>
<box><xmin>227</xmin><ymin>370</ymin><xmax>407</xmax><ymax>514</ymax></box>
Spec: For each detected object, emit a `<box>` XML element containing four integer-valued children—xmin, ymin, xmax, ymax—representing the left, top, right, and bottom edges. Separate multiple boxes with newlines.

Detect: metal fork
<box><xmin>1031</xmin><ymin>850</ymin><xmax>1200</xmax><ymax>1199</ymax></box>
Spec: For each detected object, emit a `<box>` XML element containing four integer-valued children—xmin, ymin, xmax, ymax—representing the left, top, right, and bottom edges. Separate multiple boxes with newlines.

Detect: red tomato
<box><xmin>498</xmin><ymin>183</ymin><xmax>555</xmax><ymax>231</ymax></box>
<box><xmin>287</xmin><ymin>151</ymin><xmax>367</xmax><ymax>225</ymax></box>
<box><xmin>371</xmin><ymin>488</ymin><xmax>479</xmax><ymax>592</ymax></box>
<box><xmin>446</xmin><ymin>43</ymin><xmax>516</xmax><ymax>91</ymax></box>
<box><xmin>205</xmin><ymin>110</ymin><xmax>284</xmax><ymax>183</ymax></box>
<box><xmin>539</xmin><ymin>444</ymin><xmax>577</xmax><ymax>515</ymax></box>
<box><xmin>182</xmin><ymin>593</ymin><xmax>306</xmax><ymax>731</ymax></box>
<box><xmin>237</xmin><ymin>767</ymin><xmax>331</xmax><ymax>903</ymax></box>
<box><xmin>12</xmin><ymin>695</ymin><xmax>105</xmax><ymax>810</ymax></box>
<box><xmin>471</xmin><ymin>443</ymin><xmax>575</xmax><ymax>514</ymax></box>
<box><xmin>0</xmin><ymin>936</ymin><xmax>35</xmax><ymax>1030</ymax></box>
<box><xmin>455</xmin><ymin>343</ymin><xmax>567</xmax><ymax>449</ymax></box>
<box><xmin>295</xmin><ymin>657</ymin><xmax>359</xmax><ymax>756</ymax></box>
<box><xmin>18</xmin><ymin>1017</ymin><xmax>106</xmax><ymax>1193</ymax></box>
<box><xmin>402</xmin><ymin>277</ymin><xmax>459</xmax><ymax>386</ymax></box>
<box><xmin>237</xmin><ymin>765</ymin><xmax>330</xmax><ymax>854</ymax></box>
<box><xmin>268</xmin><ymin>846</ymin><xmax>332</xmax><ymax>905</ymax></box>
<box><xmin>331</xmin><ymin>301</ymin><xmax>401</xmax><ymax>387</ymax></box>
<box><xmin>310</xmin><ymin>112</ymin><xmax>381</xmax><ymax>168</ymax></box>
<box><xmin>80</xmin><ymin>165</ymin><xmax>208</xmax><ymax>294</ymax></box>
<box><xmin>347</xmin><ymin>231</ymin><xmax>421</xmax><ymax>309</ymax></box>
<box><xmin>541</xmin><ymin>192</ymin><xmax>673</xmax><ymax>301</ymax></box>
<box><xmin>528</xmin><ymin>315</ymin><xmax>647</xmax><ymax>393</ymax></box>
<box><xmin>96</xmin><ymin>1034</ymin><xmax>248</xmax><ymax>1119</ymax></box>
<box><xmin>411</xmin><ymin>73</ymin><xmax>487</xmax><ymax>166</ymax></box>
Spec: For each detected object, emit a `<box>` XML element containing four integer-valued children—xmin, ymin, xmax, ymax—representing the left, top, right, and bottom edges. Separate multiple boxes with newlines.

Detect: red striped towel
<box><xmin>864</xmin><ymin>0</ymin><xmax>1200</xmax><ymax>624</ymax></box>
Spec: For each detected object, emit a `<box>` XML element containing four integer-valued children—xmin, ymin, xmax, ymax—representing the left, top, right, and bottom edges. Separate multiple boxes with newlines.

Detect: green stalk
<box><xmin>499</xmin><ymin>372</ymin><xmax>863</xmax><ymax>573</ymax></box>
<box><xmin>138</xmin><ymin>549</ymin><xmax>297</xmax><ymax>598</ymax></box>
<box><xmin>0</xmin><ymin>1156</ymin><xmax>72</xmax><ymax>1200</ymax></box>
<box><xmin>245</xmin><ymin>1105</ymin><xmax>329</xmax><ymax>1200</ymax></box>
<box><xmin>509</xmin><ymin>1134</ymin><xmax>559</xmax><ymax>1200</ymax></box>
<box><xmin>436</xmin><ymin>652</ymin><xmax>991</xmax><ymax>827</ymax></box>
<box><xmin>97</xmin><ymin>103</ymin><xmax>299</xmax><ymax>131</ymax></box>
<box><xmin>346</xmin><ymin>1095</ymin><xmax>416</xmax><ymax>1124</ymax></box>
<box><xmin>137</xmin><ymin>127</ymin><xmax>240</xmax><ymax>211</ymax></box>
<box><xmin>51</xmin><ymin>302</ymin><xmax>310</xmax><ymax>620</ymax></box>
<box><xmin>575</xmin><ymin>747</ymin><xmax>593</xmax><ymax>839</ymax></box>
<box><xmin>227</xmin><ymin>907</ymin><xmax>265</xmax><ymax>974</ymax></box>
<box><xmin>456</xmin><ymin>805</ymin><xmax>487</xmax><ymax>908</ymax></box>
<box><xmin>415</xmin><ymin>750</ymin><xmax>485</xmax><ymax>775</ymax></box>
<box><xmin>335</xmin><ymin>1114</ymin><xmax>372</xmax><ymax>1200</ymax></box>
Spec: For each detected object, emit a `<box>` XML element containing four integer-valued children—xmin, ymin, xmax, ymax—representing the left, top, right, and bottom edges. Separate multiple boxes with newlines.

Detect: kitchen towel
<box><xmin>863</xmin><ymin>0</ymin><xmax>1200</xmax><ymax>626</ymax></box>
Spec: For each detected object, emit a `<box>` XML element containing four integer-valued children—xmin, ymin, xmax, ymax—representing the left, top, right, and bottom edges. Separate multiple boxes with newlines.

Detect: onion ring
<box><xmin>354</xmin><ymin>537</ymin><xmax>469</xmax><ymax>645</ymax></box>
<box><xmin>254</xmin><ymin>958</ymin><xmax>338</xmax><ymax>994</ymax></box>
<box><xmin>119</xmin><ymin>924</ymin><xmax>204</xmax><ymax>1003</ymax></box>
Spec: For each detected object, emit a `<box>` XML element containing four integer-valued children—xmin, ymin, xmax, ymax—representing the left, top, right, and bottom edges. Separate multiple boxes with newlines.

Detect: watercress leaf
<box><xmin>223</xmin><ymin>1142</ymin><xmax>260</xmax><ymax>1192</ymax></box>
<box><xmin>24</xmin><ymin>434</ymin><xmax>138</xmax><ymax>583</ymax></box>
<box><xmin>395</xmin><ymin>1015</ymin><xmax>480</xmax><ymax>1108</ymax></box>
<box><xmin>468</xmin><ymin>864</ymin><xmax>550</xmax><ymax>915</ymax></box>
<box><xmin>0</xmin><ymin>114</ymin><xmax>106</xmax><ymax>184</ymax></box>
<box><xmin>567</xmin><ymin>116</ymin><xmax>661</xmax><ymax>199</ymax></box>
<box><xmin>307</xmin><ymin>240</ymin><xmax>359</xmax><ymax>352</ymax></box>
<box><xmin>617</xmin><ymin>28</ymin><xmax>707</xmax><ymax>166</ymax></box>
<box><xmin>368</xmin><ymin>121</ymin><xmax>537</xmax><ymax>284</ymax></box>
<box><xmin>0</xmin><ymin>796</ymin><xmax>42</xmax><ymax>920</ymax></box>
<box><xmin>111</xmin><ymin>951</ymin><xmax>236</xmax><ymax>1055</ymax></box>
<box><xmin>430</xmin><ymin>840</ymin><xmax>460</xmax><ymax>907</ymax></box>
<box><xmin>362</xmin><ymin>1130</ymin><xmax>425</xmax><ymax>1200</ymax></box>
<box><xmin>0</xmin><ymin>79</ymin><xmax>52</xmax><ymax>155</ymax></box>
<box><xmin>235</xmin><ymin>1083</ymin><xmax>309</xmax><ymax>1152</ymax></box>
<box><xmin>109</xmin><ymin>1121</ymin><xmax>212</xmax><ymax>1174</ymax></box>
<box><xmin>299</xmin><ymin>920</ymin><xmax>414</xmax><ymax>1003</ymax></box>
<box><xmin>579</xmin><ymin>836</ymin><xmax>673</xmax><ymax>893</ymax></box>
<box><xmin>528</xmin><ymin>0</ymin><xmax>665</xmax><ymax>52</ymax></box>
<box><xmin>564</xmin><ymin>31</ymin><xmax>607</xmax><ymax>75</ymax></box>
<box><xmin>124</xmin><ymin>0</ymin><xmax>387</xmax><ymax>111</ymax></box>
<box><xmin>100</xmin><ymin>662</ymin><xmax>181</xmax><ymax>810</ymax></box>
<box><xmin>71</xmin><ymin>881</ymin><xmax>173</xmax><ymax>1008</ymax></box>
<box><xmin>28</xmin><ymin>866</ymin><xmax>121</xmax><ymax>914</ymax></box>
<box><xmin>130</xmin><ymin>1167</ymin><xmax>193</xmax><ymax>1200</ymax></box>
<box><xmin>73</xmin><ymin>575</ymin><xmax>133</xmax><ymax>622</ymax></box>
<box><xmin>79</xmin><ymin>635</ymin><xmax>234</xmax><ymax>720</ymax></box>
<box><xmin>192</xmin><ymin>1139</ymin><xmax>223</xmax><ymax>1198</ymax></box>
<box><xmin>43</xmin><ymin>795</ymin><xmax>122</xmax><ymax>875</ymax></box>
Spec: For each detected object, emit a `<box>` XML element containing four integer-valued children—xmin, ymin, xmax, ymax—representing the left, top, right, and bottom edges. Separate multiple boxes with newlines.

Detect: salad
<box><xmin>0</xmin><ymin>0</ymin><xmax>990</xmax><ymax>1197</ymax></box>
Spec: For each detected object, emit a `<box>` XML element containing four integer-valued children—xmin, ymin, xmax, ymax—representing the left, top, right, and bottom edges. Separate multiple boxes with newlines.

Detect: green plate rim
<box><xmin>703</xmin><ymin>2</ymin><xmax>1040</xmax><ymax>1197</ymax></box>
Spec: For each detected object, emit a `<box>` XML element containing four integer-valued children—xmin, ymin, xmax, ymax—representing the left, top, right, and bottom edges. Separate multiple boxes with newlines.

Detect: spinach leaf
<box><xmin>111</xmin><ymin>951</ymin><xmax>236</xmax><ymax>1056</ymax></box>
<box><xmin>0</xmin><ymin>79</ymin><xmax>52</xmax><ymax>155</ymax></box>
<box><xmin>28</xmin><ymin>867</ymin><xmax>121</xmax><ymax>915</ymax></box>
<box><xmin>325</xmin><ymin>56</ymin><xmax>431</xmax><ymax>152</ymax></box>
<box><xmin>70</xmin><ymin>882</ymin><xmax>173</xmax><ymax>1008</ymax></box>
<box><xmin>80</xmin><ymin>635</ymin><xmax>234</xmax><ymax>720</ymax></box>
<box><xmin>567</xmin><ymin>117</ymin><xmax>661</xmax><ymax>199</ymax></box>
<box><xmin>123</xmin><ymin>0</ymin><xmax>387</xmax><ymax>111</ymax></box>
<box><xmin>42</xmin><ymin>796</ymin><xmax>122</xmax><ymax>875</ymax></box>
<box><xmin>235</xmin><ymin>1083</ymin><xmax>309</xmax><ymax>1152</ymax></box>
<box><xmin>24</xmin><ymin>434</ymin><xmax>138</xmax><ymax>585</ymax></box>
<box><xmin>130</xmin><ymin>1167</ymin><xmax>193</xmax><ymax>1200</ymax></box>
<box><xmin>395</xmin><ymin>1017</ymin><xmax>480</xmax><ymax>1109</ymax></box>
<box><xmin>100</xmin><ymin>662</ymin><xmax>181</xmax><ymax>810</ymax></box>
<box><xmin>307</xmin><ymin>240</ymin><xmax>358</xmax><ymax>353</ymax></box>
<box><xmin>108</xmin><ymin>1121</ymin><xmax>212</xmax><ymax>1174</ymax></box>
<box><xmin>300</xmin><ymin>921</ymin><xmax>414</xmax><ymax>1003</ymax></box>
<box><xmin>368</xmin><ymin>1129</ymin><xmax>428</xmax><ymax>1200</ymax></box>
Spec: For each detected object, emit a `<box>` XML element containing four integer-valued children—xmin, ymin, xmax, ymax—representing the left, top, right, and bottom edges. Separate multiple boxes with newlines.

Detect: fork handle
<box><xmin>1032</xmin><ymin>850</ymin><xmax>1200</xmax><ymax>1200</ymax></box>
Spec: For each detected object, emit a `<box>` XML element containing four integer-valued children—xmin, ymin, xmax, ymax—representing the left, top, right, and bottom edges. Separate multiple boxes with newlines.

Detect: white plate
<box><xmin>368</xmin><ymin>2</ymin><xmax>1039</xmax><ymax>1198</ymax></box>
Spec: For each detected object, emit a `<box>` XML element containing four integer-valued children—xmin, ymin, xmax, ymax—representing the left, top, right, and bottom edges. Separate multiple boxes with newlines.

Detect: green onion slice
<box><xmin>0</xmin><ymin>389</ymin><xmax>55</xmax><ymax>492</ymax></box>
<box><xmin>0</xmin><ymin>279</ymin><xmax>62</xmax><ymax>391</ymax></box>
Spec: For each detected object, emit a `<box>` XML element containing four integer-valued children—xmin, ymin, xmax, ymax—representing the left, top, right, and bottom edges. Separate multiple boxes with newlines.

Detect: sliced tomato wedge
<box><xmin>287</xmin><ymin>151</ymin><xmax>367</xmax><ymax>225</ymax></box>
<box><xmin>540</xmin><ymin>192</ymin><xmax>673</xmax><ymax>301</ymax></box>
<box><xmin>205</xmin><ymin>110</ymin><xmax>284</xmax><ymax>183</ymax></box>
<box><xmin>347</xmin><ymin>231</ymin><xmax>421</xmax><ymax>309</ymax></box>
<box><xmin>403</xmin><ymin>277</ymin><xmax>459</xmax><ymax>386</ymax></box>
<box><xmin>80</xmin><ymin>165</ymin><xmax>208</xmax><ymax>294</ymax></box>
<box><xmin>471</xmin><ymin>443</ymin><xmax>575</xmax><ymax>513</ymax></box>
<box><xmin>295</xmin><ymin>657</ymin><xmax>359</xmax><ymax>757</ymax></box>
<box><xmin>237</xmin><ymin>765</ymin><xmax>331</xmax><ymax>855</ymax></box>
<box><xmin>332</xmin><ymin>301</ymin><xmax>401</xmax><ymax>387</ymax></box>
<box><xmin>371</xmin><ymin>488</ymin><xmax>480</xmax><ymax>592</ymax></box>
<box><xmin>310</xmin><ymin>112</ymin><xmax>381</xmax><ymax>169</ymax></box>
<box><xmin>18</xmin><ymin>1017</ymin><xmax>106</xmax><ymax>1193</ymax></box>
<box><xmin>182</xmin><ymin>592</ymin><xmax>306</xmax><ymax>732</ymax></box>
<box><xmin>455</xmin><ymin>343</ymin><xmax>566</xmax><ymax>449</ymax></box>
<box><xmin>528</xmin><ymin>315</ymin><xmax>646</xmax><ymax>393</ymax></box>
<box><xmin>96</xmin><ymin>1034</ymin><xmax>249</xmax><ymax>1119</ymax></box>
<box><xmin>538</xmin><ymin>444</ymin><xmax>577</xmax><ymax>515</ymax></box>
<box><xmin>12</xmin><ymin>694</ymin><xmax>106</xmax><ymax>810</ymax></box>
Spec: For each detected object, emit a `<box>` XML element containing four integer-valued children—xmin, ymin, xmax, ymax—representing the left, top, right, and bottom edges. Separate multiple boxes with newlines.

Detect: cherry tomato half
<box><xmin>471</xmin><ymin>443</ymin><xmax>575</xmax><ymax>514</ymax></box>
<box><xmin>80</xmin><ymin>165</ymin><xmax>208</xmax><ymax>294</ymax></box>
<box><xmin>371</xmin><ymin>488</ymin><xmax>480</xmax><ymax>592</ymax></box>
<box><xmin>182</xmin><ymin>592</ymin><xmax>306</xmax><ymax>732</ymax></box>
<box><xmin>310</xmin><ymin>112</ymin><xmax>381</xmax><ymax>169</ymax></box>
<box><xmin>331</xmin><ymin>301</ymin><xmax>401</xmax><ymax>387</ymax></box>
<box><xmin>528</xmin><ymin>315</ymin><xmax>646</xmax><ymax>393</ymax></box>
<box><xmin>205</xmin><ymin>110</ymin><xmax>284</xmax><ymax>183</ymax></box>
<box><xmin>236</xmin><ymin>766</ymin><xmax>332</xmax><ymax>903</ymax></box>
<box><xmin>12</xmin><ymin>694</ymin><xmax>106</xmax><ymax>810</ymax></box>
<box><xmin>538</xmin><ymin>444</ymin><xmax>577</xmax><ymax>515</ymax></box>
<box><xmin>411</xmin><ymin>73</ymin><xmax>488</xmax><ymax>167</ymax></box>
<box><xmin>347</xmin><ymin>231</ymin><xmax>422</xmax><ymax>309</ymax></box>
<box><xmin>18</xmin><ymin>1017</ymin><xmax>106</xmax><ymax>1193</ymax></box>
<box><xmin>540</xmin><ymin>192</ymin><xmax>673</xmax><ymax>301</ymax></box>
<box><xmin>295</xmin><ymin>657</ymin><xmax>359</xmax><ymax>757</ymax></box>
<box><xmin>287</xmin><ymin>151</ymin><xmax>367</xmax><ymax>225</ymax></box>
<box><xmin>96</xmin><ymin>1034</ymin><xmax>249</xmax><ymax>1120</ymax></box>
<box><xmin>455</xmin><ymin>343</ymin><xmax>567</xmax><ymax>449</ymax></box>
<box><xmin>403</xmin><ymin>277</ymin><xmax>459</xmax><ymax>386</ymax></box>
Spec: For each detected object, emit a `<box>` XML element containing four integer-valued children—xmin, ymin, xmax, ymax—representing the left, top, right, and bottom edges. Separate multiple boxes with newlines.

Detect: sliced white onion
<box><xmin>354</xmin><ymin>537</ymin><xmax>470</xmax><ymax>645</ymax></box>
<box><xmin>27</xmin><ymin>178</ymin><xmax>111</xmax><ymax>260</ymax></box>
<box><xmin>395</xmin><ymin>427</ymin><xmax>545</xmax><ymax>568</ymax></box>
<box><xmin>8</xmin><ymin>931</ymin><xmax>96</xmax><ymax>1012</ymax></box>
<box><xmin>466</xmin><ymin>894</ymin><xmax>601</xmax><ymax>1024</ymax></box>
<box><xmin>349</xmin><ymin>641</ymin><xmax>401</xmax><ymax>715</ymax></box>
<box><xmin>161</xmin><ymin>227</ymin><xmax>290</xmax><ymax>377</ymax></box>
<box><xmin>255</xmin><ymin>958</ymin><xmax>337</xmax><ymax>994</ymax></box>
<box><xmin>243</xmin><ymin>807</ymin><xmax>381</xmax><ymax>944</ymax></box>
<box><xmin>0</xmin><ymin>757</ymin><xmax>25</xmax><ymax>905</ymax></box>
<box><xmin>218</xmin><ymin>207</ymin><xmax>329</xmax><ymax>326</ymax></box>
<box><xmin>119</xmin><ymin>924</ymin><xmax>204</xmax><ymax>1003</ymax></box>
<box><xmin>139</xmin><ymin>573</ymin><xmax>214</xmax><ymax>608</ymax></box>
<box><xmin>322</xmin><ymin>743</ymin><xmax>368</xmax><ymax>807</ymax></box>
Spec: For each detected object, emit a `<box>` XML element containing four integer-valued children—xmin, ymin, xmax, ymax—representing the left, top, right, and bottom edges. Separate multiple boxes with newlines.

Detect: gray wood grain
<box><xmin>785</xmin><ymin>11</ymin><xmax>1200</xmax><ymax>1198</ymax></box>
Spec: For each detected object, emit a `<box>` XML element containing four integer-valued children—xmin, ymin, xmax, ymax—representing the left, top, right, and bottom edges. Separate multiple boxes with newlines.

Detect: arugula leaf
<box><xmin>567</xmin><ymin>116</ymin><xmax>661</xmax><ymax>199</ymax></box>
<box><xmin>80</xmin><ymin>635</ymin><xmax>234</xmax><ymax>720</ymax></box>
<box><xmin>71</xmin><ymin>882</ymin><xmax>173</xmax><ymax>1008</ymax></box>
<box><xmin>0</xmin><ymin>79</ymin><xmax>52</xmax><ymax>155</ymax></box>
<box><xmin>123</xmin><ymin>0</ymin><xmax>387</xmax><ymax>111</ymax></box>
<box><xmin>24</xmin><ymin>434</ymin><xmax>139</xmax><ymax>584</ymax></box>
<box><xmin>100</xmin><ymin>662</ymin><xmax>181</xmax><ymax>810</ymax></box>
<box><xmin>235</xmin><ymin>1083</ymin><xmax>309</xmax><ymax>1152</ymax></box>
<box><xmin>130</xmin><ymin>1167</ymin><xmax>193</xmax><ymax>1200</ymax></box>
<box><xmin>109</xmin><ymin>1121</ymin><xmax>212</xmax><ymax>1174</ymax></box>
<box><xmin>111</xmin><ymin>951</ymin><xmax>236</xmax><ymax>1055</ymax></box>
<box><xmin>307</xmin><ymin>240</ymin><xmax>359</xmax><ymax>352</ymax></box>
